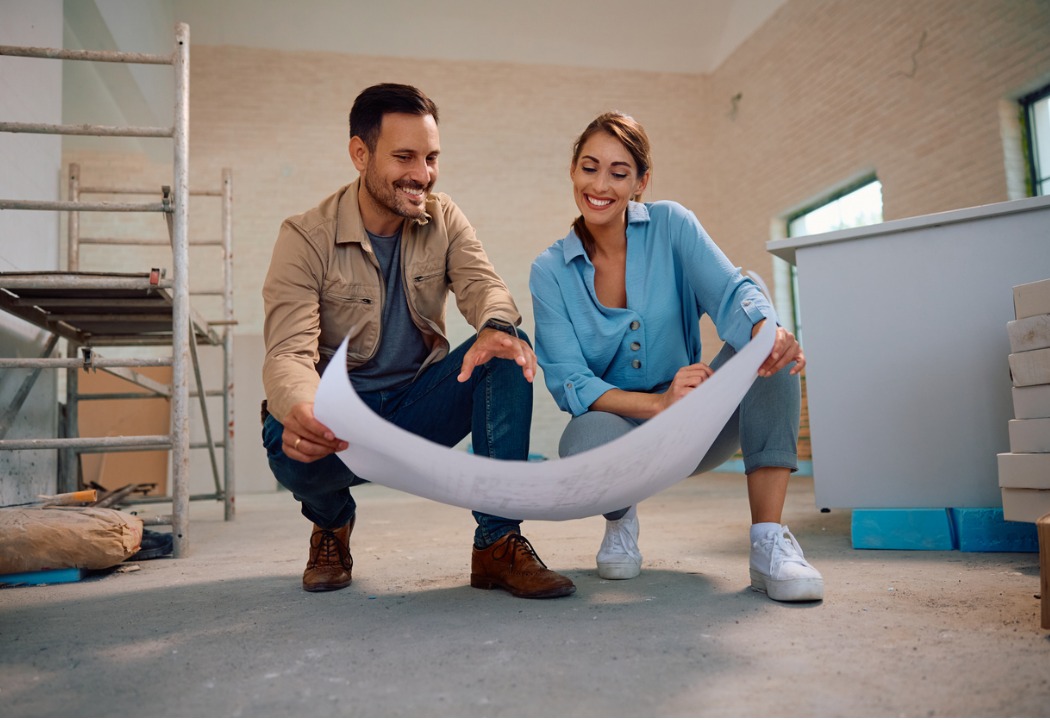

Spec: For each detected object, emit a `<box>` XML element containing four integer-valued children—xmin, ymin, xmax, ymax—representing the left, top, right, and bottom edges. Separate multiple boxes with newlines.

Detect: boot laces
<box><xmin>491</xmin><ymin>533</ymin><xmax>548</xmax><ymax>570</ymax></box>
<box><xmin>310</xmin><ymin>528</ymin><xmax>351</xmax><ymax>569</ymax></box>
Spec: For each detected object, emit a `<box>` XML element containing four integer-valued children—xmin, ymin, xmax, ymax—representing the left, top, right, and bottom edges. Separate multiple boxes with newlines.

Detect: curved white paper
<box><xmin>314</xmin><ymin>321</ymin><xmax>774</xmax><ymax>521</ymax></box>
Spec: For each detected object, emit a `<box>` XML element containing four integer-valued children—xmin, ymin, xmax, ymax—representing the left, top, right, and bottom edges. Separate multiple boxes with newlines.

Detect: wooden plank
<box><xmin>1014</xmin><ymin>278</ymin><xmax>1050</xmax><ymax>320</ymax></box>
<box><xmin>1007</xmin><ymin>418</ymin><xmax>1050</xmax><ymax>453</ymax></box>
<box><xmin>1009</xmin><ymin>348</ymin><xmax>1050</xmax><ymax>387</ymax></box>
<box><xmin>1007</xmin><ymin>314</ymin><xmax>1050</xmax><ymax>353</ymax></box>
<box><xmin>1013</xmin><ymin>384</ymin><xmax>1050</xmax><ymax>419</ymax></box>
<box><xmin>1039</xmin><ymin>512</ymin><xmax>1050</xmax><ymax>630</ymax></box>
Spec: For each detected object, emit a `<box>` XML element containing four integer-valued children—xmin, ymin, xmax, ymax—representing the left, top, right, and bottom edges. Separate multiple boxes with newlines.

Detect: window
<box><xmin>784</xmin><ymin>178</ymin><xmax>884</xmax><ymax>343</ymax></box>
<box><xmin>788</xmin><ymin>179</ymin><xmax>884</xmax><ymax>237</ymax></box>
<box><xmin>1022</xmin><ymin>85</ymin><xmax>1050</xmax><ymax>197</ymax></box>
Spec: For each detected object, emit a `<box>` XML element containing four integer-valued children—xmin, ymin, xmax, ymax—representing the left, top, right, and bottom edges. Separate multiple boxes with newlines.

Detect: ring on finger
<box><xmin>294</xmin><ymin>436</ymin><xmax>302</xmax><ymax>451</ymax></box>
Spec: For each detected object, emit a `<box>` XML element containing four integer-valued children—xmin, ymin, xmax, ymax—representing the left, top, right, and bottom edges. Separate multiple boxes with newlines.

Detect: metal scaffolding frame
<box><xmin>0</xmin><ymin>23</ymin><xmax>232</xmax><ymax>557</ymax></box>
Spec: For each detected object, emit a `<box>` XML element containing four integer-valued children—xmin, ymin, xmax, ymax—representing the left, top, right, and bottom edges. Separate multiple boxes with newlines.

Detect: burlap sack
<box><xmin>0</xmin><ymin>507</ymin><xmax>144</xmax><ymax>574</ymax></box>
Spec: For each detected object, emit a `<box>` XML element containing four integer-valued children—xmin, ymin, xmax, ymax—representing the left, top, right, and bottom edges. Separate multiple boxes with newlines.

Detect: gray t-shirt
<box><xmin>349</xmin><ymin>228</ymin><xmax>430</xmax><ymax>393</ymax></box>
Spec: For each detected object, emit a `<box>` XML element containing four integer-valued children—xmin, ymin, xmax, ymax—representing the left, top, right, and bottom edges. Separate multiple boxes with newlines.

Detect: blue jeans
<box><xmin>262</xmin><ymin>333</ymin><xmax>532</xmax><ymax>547</ymax></box>
<box><xmin>558</xmin><ymin>342</ymin><xmax>800</xmax><ymax>520</ymax></box>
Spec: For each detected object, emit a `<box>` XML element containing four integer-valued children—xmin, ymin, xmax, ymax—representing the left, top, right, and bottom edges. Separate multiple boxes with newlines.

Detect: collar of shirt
<box><xmin>561</xmin><ymin>201</ymin><xmax>651</xmax><ymax>263</ymax></box>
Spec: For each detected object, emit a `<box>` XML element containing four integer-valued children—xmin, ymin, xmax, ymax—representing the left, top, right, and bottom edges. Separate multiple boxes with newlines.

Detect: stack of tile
<box><xmin>999</xmin><ymin>278</ymin><xmax>1050</xmax><ymax>523</ymax></box>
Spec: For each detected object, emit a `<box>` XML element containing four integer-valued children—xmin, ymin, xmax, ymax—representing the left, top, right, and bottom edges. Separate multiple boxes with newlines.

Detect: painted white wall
<box><xmin>62</xmin><ymin>0</ymin><xmax>175</xmax><ymax>161</ymax></box>
<box><xmin>0</xmin><ymin>0</ymin><xmax>64</xmax><ymax>504</ymax></box>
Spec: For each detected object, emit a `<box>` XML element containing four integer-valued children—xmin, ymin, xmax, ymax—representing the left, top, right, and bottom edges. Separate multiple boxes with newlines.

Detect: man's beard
<box><xmin>363</xmin><ymin>160</ymin><xmax>430</xmax><ymax>221</ymax></box>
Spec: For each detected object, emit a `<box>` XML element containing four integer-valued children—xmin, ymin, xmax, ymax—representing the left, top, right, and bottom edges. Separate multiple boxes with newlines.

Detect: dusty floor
<box><xmin>1</xmin><ymin>473</ymin><xmax>1048</xmax><ymax>718</ymax></box>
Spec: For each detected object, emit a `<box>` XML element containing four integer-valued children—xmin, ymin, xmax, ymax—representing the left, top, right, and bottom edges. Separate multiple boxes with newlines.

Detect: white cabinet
<box><xmin>768</xmin><ymin>195</ymin><xmax>1050</xmax><ymax>508</ymax></box>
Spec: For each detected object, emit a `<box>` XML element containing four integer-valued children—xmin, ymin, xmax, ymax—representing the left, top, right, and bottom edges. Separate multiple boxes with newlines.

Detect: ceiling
<box><xmin>57</xmin><ymin>0</ymin><xmax>787</xmax><ymax>157</ymax></box>
<box><xmin>169</xmin><ymin>0</ymin><xmax>788</xmax><ymax>75</ymax></box>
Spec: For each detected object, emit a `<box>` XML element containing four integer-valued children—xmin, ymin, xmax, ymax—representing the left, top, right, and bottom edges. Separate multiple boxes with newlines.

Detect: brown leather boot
<box><xmin>302</xmin><ymin>517</ymin><xmax>355</xmax><ymax>592</ymax></box>
<box><xmin>471</xmin><ymin>532</ymin><xmax>576</xmax><ymax>599</ymax></box>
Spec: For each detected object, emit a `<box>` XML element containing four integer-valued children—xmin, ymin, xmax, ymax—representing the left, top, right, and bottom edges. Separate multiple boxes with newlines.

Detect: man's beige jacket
<box><xmin>262</xmin><ymin>178</ymin><xmax>521</xmax><ymax>422</ymax></box>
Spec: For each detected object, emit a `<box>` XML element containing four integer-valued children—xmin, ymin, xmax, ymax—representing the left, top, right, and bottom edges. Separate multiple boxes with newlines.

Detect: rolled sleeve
<box><xmin>561</xmin><ymin>373</ymin><xmax>617</xmax><ymax>417</ymax></box>
<box><xmin>721</xmin><ymin>282</ymin><xmax>777</xmax><ymax>351</ymax></box>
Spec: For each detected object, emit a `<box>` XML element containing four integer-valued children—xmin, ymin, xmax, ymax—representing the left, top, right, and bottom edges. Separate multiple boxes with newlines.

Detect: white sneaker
<box><xmin>749</xmin><ymin>525</ymin><xmax>824</xmax><ymax>602</ymax></box>
<box><xmin>596</xmin><ymin>507</ymin><xmax>642</xmax><ymax>580</ymax></box>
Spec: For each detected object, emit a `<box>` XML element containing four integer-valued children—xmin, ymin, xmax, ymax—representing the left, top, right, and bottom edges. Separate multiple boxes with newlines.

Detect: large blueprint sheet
<box><xmin>314</xmin><ymin>321</ymin><xmax>773</xmax><ymax>521</ymax></box>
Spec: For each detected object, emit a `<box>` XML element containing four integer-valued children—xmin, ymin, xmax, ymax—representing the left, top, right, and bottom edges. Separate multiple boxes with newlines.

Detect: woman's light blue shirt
<box><xmin>529</xmin><ymin>200</ymin><xmax>776</xmax><ymax>417</ymax></box>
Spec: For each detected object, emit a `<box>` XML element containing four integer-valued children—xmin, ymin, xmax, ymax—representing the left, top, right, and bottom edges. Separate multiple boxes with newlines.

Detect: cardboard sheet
<box><xmin>314</xmin><ymin>321</ymin><xmax>774</xmax><ymax>521</ymax></box>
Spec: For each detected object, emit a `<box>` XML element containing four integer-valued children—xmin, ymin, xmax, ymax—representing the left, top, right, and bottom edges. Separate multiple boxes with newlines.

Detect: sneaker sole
<box><xmin>749</xmin><ymin>568</ymin><xmax>823</xmax><ymax>602</ymax></box>
<box><xmin>596</xmin><ymin>561</ymin><xmax>641</xmax><ymax>580</ymax></box>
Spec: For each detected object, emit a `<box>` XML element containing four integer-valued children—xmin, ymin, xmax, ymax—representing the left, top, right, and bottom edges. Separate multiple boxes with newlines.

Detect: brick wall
<box><xmin>62</xmin><ymin>0</ymin><xmax>1050</xmax><ymax>465</ymax></box>
<box><xmin>703</xmin><ymin>0</ymin><xmax>1050</xmax><ymax>283</ymax></box>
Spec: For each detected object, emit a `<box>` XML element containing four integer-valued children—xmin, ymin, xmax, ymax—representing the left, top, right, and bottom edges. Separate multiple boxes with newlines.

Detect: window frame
<box><xmin>1021</xmin><ymin>83</ymin><xmax>1050</xmax><ymax>197</ymax></box>
<box><xmin>785</xmin><ymin>175</ymin><xmax>883</xmax><ymax>238</ymax></box>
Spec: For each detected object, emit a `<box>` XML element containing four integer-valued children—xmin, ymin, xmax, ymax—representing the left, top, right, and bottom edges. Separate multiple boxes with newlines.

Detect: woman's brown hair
<box><xmin>570</xmin><ymin>112</ymin><xmax>653</xmax><ymax>257</ymax></box>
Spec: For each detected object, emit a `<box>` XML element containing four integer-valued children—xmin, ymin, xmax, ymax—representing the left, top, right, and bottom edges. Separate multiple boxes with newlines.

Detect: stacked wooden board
<box><xmin>999</xmin><ymin>278</ymin><xmax>1050</xmax><ymax>522</ymax></box>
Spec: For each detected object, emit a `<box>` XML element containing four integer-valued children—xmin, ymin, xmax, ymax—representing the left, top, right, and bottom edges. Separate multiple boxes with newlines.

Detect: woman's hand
<box><xmin>658</xmin><ymin>362</ymin><xmax>714</xmax><ymax>411</ymax></box>
<box><xmin>753</xmin><ymin>320</ymin><xmax>806</xmax><ymax>377</ymax></box>
<box><xmin>281</xmin><ymin>401</ymin><xmax>349</xmax><ymax>463</ymax></box>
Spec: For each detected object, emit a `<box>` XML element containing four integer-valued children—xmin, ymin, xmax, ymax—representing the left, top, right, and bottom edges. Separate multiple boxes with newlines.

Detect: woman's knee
<box><xmin>748</xmin><ymin>362</ymin><xmax>800</xmax><ymax>414</ymax></box>
<box><xmin>558</xmin><ymin>411</ymin><xmax>636</xmax><ymax>458</ymax></box>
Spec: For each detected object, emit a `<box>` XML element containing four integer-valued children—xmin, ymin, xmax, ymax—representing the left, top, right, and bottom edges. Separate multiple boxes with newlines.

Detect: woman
<box><xmin>529</xmin><ymin>112</ymin><xmax>823</xmax><ymax>602</ymax></box>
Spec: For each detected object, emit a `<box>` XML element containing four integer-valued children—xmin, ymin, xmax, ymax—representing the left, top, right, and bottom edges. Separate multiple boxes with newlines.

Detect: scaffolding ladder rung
<box><xmin>0</xmin><ymin>44</ymin><xmax>172</xmax><ymax>65</ymax></box>
<box><xmin>0</xmin><ymin>121</ymin><xmax>172</xmax><ymax>138</ymax></box>
<box><xmin>0</xmin><ymin>199</ymin><xmax>168</xmax><ymax>212</ymax></box>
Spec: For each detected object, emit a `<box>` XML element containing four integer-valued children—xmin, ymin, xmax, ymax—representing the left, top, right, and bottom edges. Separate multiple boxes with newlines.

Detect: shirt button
<box><xmin>566</xmin><ymin>382</ymin><xmax>573</xmax><ymax>389</ymax></box>
<box><xmin>630</xmin><ymin>341</ymin><xmax>640</xmax><ymax>351</ymax></box>
<box><xmin>630</xmin><ymin>321</ymin><xmax>640</xmax><ymax>330</ymax></box>
<box><xmin>743</xmin><ymin>300</ymin><xmax>752</xmax><ymax>307</ymax></box>
<box><xmin>631</xmin><ymin>359</ymin><xmax>641</xmax><ymax>369</ymax></box>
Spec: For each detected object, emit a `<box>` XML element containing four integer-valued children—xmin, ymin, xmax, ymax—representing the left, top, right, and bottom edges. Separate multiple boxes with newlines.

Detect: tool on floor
<box><xmin>91</xmin><ymin>483</ymin><xmax>156</xmax><ymax>509</ymax></box>
<box><xmin>1</xmin><ymin>489</ymin><xmax>98</xmax><ymax>508</ymax></box>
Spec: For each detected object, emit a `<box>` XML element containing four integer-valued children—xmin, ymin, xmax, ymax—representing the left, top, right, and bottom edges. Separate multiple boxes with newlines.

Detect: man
<box><xmin>261</xmin><ymin>83</ymin><xmax>575</xmax><ymax>599</ymax></box>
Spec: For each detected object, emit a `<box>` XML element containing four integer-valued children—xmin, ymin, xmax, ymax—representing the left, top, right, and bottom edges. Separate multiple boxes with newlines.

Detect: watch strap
<box><xmin>481</xmin><ymin>318</ymin><xmax>517</xmax><ymax>336</ymax></box>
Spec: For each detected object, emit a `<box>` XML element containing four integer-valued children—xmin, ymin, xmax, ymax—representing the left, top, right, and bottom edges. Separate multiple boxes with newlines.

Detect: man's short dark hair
<box><xmin>349</xmin><ymin>83</ymin><xmax>439</xmax><ymax>151</ymax></box>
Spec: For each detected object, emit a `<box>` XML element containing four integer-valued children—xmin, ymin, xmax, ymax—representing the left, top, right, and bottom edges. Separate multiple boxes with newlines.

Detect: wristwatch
<box><xmin>481</xmin><ymin>318</ymin><xmax>517</xmax><ymax>336</ymax></box>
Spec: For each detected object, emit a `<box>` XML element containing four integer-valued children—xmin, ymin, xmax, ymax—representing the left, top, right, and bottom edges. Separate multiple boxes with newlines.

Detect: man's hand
<box><xmin>457</xmin><ymin>327</ymin><xmax>537</xmax><ymax>383</ymax></box>
<box><xmin>753</xmin><ymin>320</ymin><xmax>806</xmax><ymax>377</ymax></box>
<box><xmin>281</xmin><ymin>401</ymin><xmax>349</xmax><ymax>463</ymax></box>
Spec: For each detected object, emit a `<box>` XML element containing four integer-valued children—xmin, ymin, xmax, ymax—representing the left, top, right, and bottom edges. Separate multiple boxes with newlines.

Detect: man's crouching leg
<box><xmin>263</xmin><ymin>410</ymin><xmax>361</xmax><ymax>593</ymax></box>
<box><xmin>466</xmin><ymin>331</ymin><xmax>574</xmax><ymax>598</ymax></box>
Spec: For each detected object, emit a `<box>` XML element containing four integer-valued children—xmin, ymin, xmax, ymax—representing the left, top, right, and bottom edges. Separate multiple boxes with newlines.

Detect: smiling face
<box><xmin>570</xmin><ymin>130</ymin><xmax>649</xmax><ymax>236</ymax></box>
<box><xmin>350</xmin><ymin>112</ymin><xmax>440</xmax><ymax>235</ymax></box>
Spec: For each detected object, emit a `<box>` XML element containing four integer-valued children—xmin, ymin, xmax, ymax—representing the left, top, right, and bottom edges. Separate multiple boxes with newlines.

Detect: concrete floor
<box><xmin>1</xmin><ymin>472</ymin><xmax>1048</xmax><ymax>717</ymax></box>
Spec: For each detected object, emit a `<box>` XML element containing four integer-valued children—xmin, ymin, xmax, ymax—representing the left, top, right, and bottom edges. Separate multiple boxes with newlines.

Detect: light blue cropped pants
<box><xmin>558</xmin><ymin>341</ymin><xmax>801</xmax><ymax>521</ymax></box>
